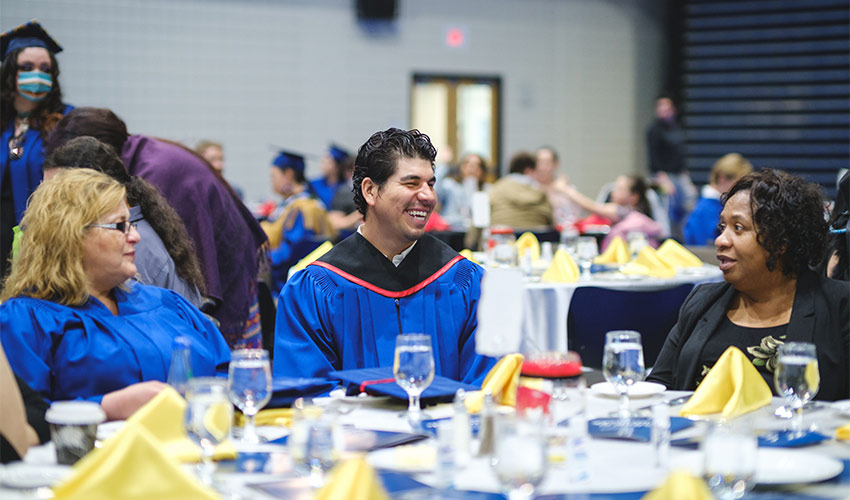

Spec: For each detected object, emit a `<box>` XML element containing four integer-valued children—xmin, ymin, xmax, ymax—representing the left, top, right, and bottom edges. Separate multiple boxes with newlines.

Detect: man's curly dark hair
<box><xmin>351</xmin><ymin>128</ymin><xmax>437</xmax><ymax>218</ymax></box>
<box><xmin>723</xmin><ymin>168</ymin><xmax>828</xmax><ymax>277</ymax></box>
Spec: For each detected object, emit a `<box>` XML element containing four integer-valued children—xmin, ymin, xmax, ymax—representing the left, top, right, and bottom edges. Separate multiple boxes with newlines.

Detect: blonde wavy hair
<box><xmin>1</xmin><ymin>169</ymin><xmax>127</xmax><ymax>305</ymax></box>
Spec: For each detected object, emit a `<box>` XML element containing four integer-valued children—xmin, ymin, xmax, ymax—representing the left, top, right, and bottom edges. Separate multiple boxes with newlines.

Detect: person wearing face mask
<box><xmin>0</xmin><ymin>21</ymin><xmax>73</xmax><ymax>279</ymax></box>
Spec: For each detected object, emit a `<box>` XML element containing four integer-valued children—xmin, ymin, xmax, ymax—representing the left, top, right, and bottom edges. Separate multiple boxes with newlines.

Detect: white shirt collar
<box><xmin>357</xmin><ymin>225</ymin><xmax>417</xmax><ymax>267</ymax></box>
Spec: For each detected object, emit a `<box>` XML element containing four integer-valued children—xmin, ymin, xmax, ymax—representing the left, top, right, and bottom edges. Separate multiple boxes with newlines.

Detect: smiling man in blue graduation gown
<box><xmin>273</xmin><ymin>128</ymin><xmax>495</xmax><ymax>385</ymax></box>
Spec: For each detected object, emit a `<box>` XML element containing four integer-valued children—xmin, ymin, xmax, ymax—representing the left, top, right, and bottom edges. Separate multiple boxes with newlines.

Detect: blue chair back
<box><xmin>566</xmin><ymin>284</ymin><xmax>694</xmax><ymax>369</ymax></box>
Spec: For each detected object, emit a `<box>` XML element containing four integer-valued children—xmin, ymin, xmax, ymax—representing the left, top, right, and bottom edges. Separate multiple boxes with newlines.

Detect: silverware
<box><xmin>627</xmin><ymin>394</ymin><xmax>692</xmax><ymax>416</ymax></box>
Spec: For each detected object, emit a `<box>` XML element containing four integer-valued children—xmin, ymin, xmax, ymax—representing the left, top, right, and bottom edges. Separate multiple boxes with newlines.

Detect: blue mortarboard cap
<box><xmin>272</xmin><ymin>150</ymin><xmax>306</xmax><ymax>173</ymax></box>
<box><xmin>1</xmin><ymin>21</ymin><xmax>62</xmax><ymax>61</ymax></box>
<box><xmin>328</xmin><ymin>144</ymin><xmax>351</xmax><ymax>164</ymax></box>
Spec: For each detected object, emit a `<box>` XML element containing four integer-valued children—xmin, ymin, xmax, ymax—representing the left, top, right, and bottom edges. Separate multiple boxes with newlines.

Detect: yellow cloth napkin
<box><xmin>595</xmin><ymin>236</ymin><xmax>630</xmax><ymax>264</ymax></box>
<box><xmin>250</xmin><ymin>408</ymin><xmax>294</xmax><ymax>428</ymax></box>
<box><xmin>465</xmin><ymin>354</ymin><xmax>525</xmax><ymax>414</ymax></box>
<box><xmin>125</xmin><ymin>386</ymin><xmax>236</xmax><ymax>462</ymax></box>
<box><xmin>541</xmin><ymin>249</ymin><xmax>580</xmax><ymax>283</ymax></box>
<box><xmin>459</xmin><ymin>248</ymin><xmax>479</xmax><ymax>264</ymax></box>
<box><xmin>52</xmin><ymin>424</ymin><xmax>218</xmax><ymax>500</ymax></box>
<box><xmin>641</xmin><ymin>469</ymin><xmax>713</xmax><ymax>500</ymax></box>
<box><xmin>836</xmin><ymin>422</ymin><xmax>850</xmax><ymax>441</ymax></box>
<box><xmin>315</xmin><ymin>456</ymin><xmax>391</xmax><ymax>500</ymax></box>
<box><xmin>680</xmin><ymin>346</ymin><xmax>773</xmax><ymax>419</ymax></box>
<box><xmin>622</xmin><ymin>246</ymin><xmax>676</xmax><ymax>278</ymax></box>
<box><xmin>656</xmin><ymin>239</ymin><xmax>703</xmax><ymax>268</ymax></box>
<box><xmin>290</xmin><ymin>240</ymin><xmax>333</xmax><ymax>274</ymax></box>
<box><xmin>515</xmin><ymin>232</ymin><xmax>540</xmax><ymax>262</ymax></box>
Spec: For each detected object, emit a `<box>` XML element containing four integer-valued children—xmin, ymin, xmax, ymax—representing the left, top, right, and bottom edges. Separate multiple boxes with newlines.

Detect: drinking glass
<box><xmin>228</xmin><ymin>349</ymin><xmax>272</xmax><ymax>444</ymax></box>
<box><xmin>492</xmin><ymin>416</ymin><xmax>547</xmax><ymax>500</ymax></box>
<box><xmin>393</xmin><ymin>334</ymin><xmax>435</xmax><ymax>420</ymax></box>
<box><xmin>774</xmin><ymin>342</ymin><xmax>819</xmax><ymax>435</ymax></box>
<box><xmin>702</xmin><ymin>421</ymin><xmax>758</xmax><ymax>499</ymax></box>
<box><xmin>602</xmin><ymin>330</ymin><xmax>646</xmax><ymax>418</ymax></box>
<box><xmin>576</xmin><ymin>236</ymin><xmax>598</xmax><ymax>277</ymax></box>
<box><xmin>185</xmin><ymin>377</ymin><xmax>232</xmax><ymax>485</ymax></box>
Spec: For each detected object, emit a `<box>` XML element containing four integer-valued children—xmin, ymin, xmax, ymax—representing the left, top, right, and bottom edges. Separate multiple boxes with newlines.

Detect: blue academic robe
<box><xmin>0</xmin><ymin>104</ymin><xmax>73</xmax><ymax>223</ymax></box>
<box><xmin>273</xmin><ymin>233</ymin><xmax>496</xmax><ymax>386</ymax></box>
<box><xmin>0</xmin><ymin>282</ymin><xmax>231</xmax><ymax>404</ymax></box>
<box><xmin>309</xmin><ymin>178</ymin><xmax>341</xmax><ymax>210</ymax></box>
<box><xmin>684</xmin><ymin>196</ymin><xmax>722</xmax><ymax>246</ymax></box>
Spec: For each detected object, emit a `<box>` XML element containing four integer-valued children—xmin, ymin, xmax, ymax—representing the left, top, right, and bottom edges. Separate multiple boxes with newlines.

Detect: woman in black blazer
<box><xmin>648</xmin><ymin>169</ymin><xmax>849</xmax><ymax>401</ymax></box>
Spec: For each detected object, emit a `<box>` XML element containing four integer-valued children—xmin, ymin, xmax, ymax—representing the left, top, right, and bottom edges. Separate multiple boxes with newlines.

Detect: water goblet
<box><xmin>393</xmin><ymin>333</ymin><xmax>435</xmax><ymax>422</ymax></box>
<box><xmin>185</xmin><ymin>377</ymin><xmax>232</xmax><ymax>485</ymax></box>
<box><xmin>228</xmin><ymin>349</ymin><xmax>272</xmax><ymax>444</ymax></box>
<box><xmin>602</xmin><ymin>330</ymin><xmax>645</xmax><ymax>419</ymax></box>
<box><xmin>702</xmin><ymin>421</ymin><xmax>758</xmax><ymax>500</ymax></box>
<box><xmin>576</xmin><ymin>236</ymin><xmax>598</xmax><ymax>277</ymax></box>
<box><xmin>774</xmin><ymin>341</ymin><xmax>819</xmax><ymax>435</ymax></box>
<box><xmin>492</xmin><ymin>415</ymin><xmax>547</xmax><ymax>500</ymax></box>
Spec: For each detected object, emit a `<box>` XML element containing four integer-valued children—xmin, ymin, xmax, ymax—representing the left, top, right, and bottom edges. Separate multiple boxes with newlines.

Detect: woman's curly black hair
<box><xmin>723</xmin><ymin>168</ymin><xmax>828</xmax><ymax>277</ymax></box>
<box><xmin>0</xmin><ymin>48</ymin><xmax>65</xmax><ymax>137</ymax></box>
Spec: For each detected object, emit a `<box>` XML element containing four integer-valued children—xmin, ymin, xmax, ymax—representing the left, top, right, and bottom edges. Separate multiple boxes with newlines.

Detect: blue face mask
<box><xmin>17</xmin><ymin>70</ymin><xmax>53</xmax><ymax>102</ymax></box>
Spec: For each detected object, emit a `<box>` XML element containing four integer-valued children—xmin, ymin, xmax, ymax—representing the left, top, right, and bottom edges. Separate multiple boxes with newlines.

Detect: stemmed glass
<box><xmin>492</xmin><ymin>415</ymin><xmax>548</xmax><ymax>500</ymax></box>
<box><xmin>602</xmin><ymin>330</ymin><xmax>646</xmax><ymax>419</ymax></box>
<box><xmin>576</xmin><ymin>236</ymin><xmax>598</xmax><ymax>277</ymax></box>
<box><xmin>228</xmin><ymin>349</ymin><xmax>272</xmax><ymax>444</ymax></box>
<box><xmin>774</xmin><ymin>342</ymin><xmax>819</xmax><ymax>435</ymax></box>
<box><xmin>702</xmin><ymin>421</ymin><xmax>758</xmax><ymax>500</ymax></box>
<box><xmin>393</xmin><ymin>333</ymin><xmax>435</xmax><ymax>422</ymax></box>
<box><xmin>185</xmin><ymin>377</ymin><xmax>232</xmax><ymax>485</ymax></box>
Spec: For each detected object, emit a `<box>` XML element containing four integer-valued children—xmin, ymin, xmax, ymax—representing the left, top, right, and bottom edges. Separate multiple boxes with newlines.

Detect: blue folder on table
<box><xmin>267</xmin><ymin>376</ymin><xmax>338</xmax><ymax>408</ymax></box>
<box><xmin>328</xmin><ymin>367</ymin><xmax>479</xmax><ymax>405</ymax></box>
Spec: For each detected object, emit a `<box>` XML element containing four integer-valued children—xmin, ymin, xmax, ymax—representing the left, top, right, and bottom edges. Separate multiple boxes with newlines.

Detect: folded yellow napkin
<box><xmin>515</xmin><ymin>232</ymin><xmax>540</xmax><ymax>262</ymax></box>
<box><xmin>641</xmin><ymin>469</ymin><xmax>713</xmax><ymax>500</ymax></box>
<box><xmin>315</xmin><ymin>456</ymin><xmax>390</xmax><ymax>500</ymax></box>
<box><xmin>291</xmin><ymin>240</ymin><xmax>333</xmax><ymax>274</ymax></box>
<box><xmin>541</xmin><ymin>249</ymin><xmax>580</xmax><ymax>283</ymax></box>
<box><xmin>836</xmin><ymin>422</ymin><xmax>850</xmax><ymax>441</ymax></box>
<box><xmin>125</xmin><ymin>385</ymin><xmax>236</xmax><ymax>462</ymax></box>
<box><xmin>622</xmin><ymin>246</ymin><xmax>676</xmax><ymax>278</ymax></box>
<box><xmin>465</xmin><ymin>354</ymin><xmax>525</xmax><ymax>413</ymax></box>
<box><xmin>656</xmin><ymin>239</ymin><xmax>703</xmax><ymax>268</ymax></box>
<box><xmin>52</xmin><ymin>424</ymin><xmax>218</xmax><ymax>500</ymax></box>
<box><xmin>595</xmin><ymin>236</ymin><xmax>629</xmax><ymax>264</ymax></box>
<box><xmin>459</xmin><ymin>248</ymin><xmax>479</xmax><ymax>265</ymax></box>
<box><xmin>680</xmin><ymin>346</ymin><xmax>772</xmax><ymax>419</ymax></box>
<box><xmin>251</xmin><ymin>408</ymin><xmax>294</xmax><ymax>428</ymax></box>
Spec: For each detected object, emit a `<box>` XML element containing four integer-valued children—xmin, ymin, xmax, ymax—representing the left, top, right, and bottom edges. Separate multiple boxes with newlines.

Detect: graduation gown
<box><xmin>0</xmin><ymin>282</ymin><xmax>231</xmax><ymax>404</ymax></box>
<box><xmin>273</xmin><ymin>233</ymin><xmax>495</xmax><ymax>385</ymax></box>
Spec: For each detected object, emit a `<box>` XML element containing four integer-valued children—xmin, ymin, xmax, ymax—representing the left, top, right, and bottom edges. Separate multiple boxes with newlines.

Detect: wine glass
<box><xmin>393</xmin><ymin>333</ymin><xmax>435</xmax><ymax>421</ymax></box>
<box><xmin>576</xmin><ymin>236</ymin><xmax>598</xmax><ymax>277</ymax></box>
<box><xmin>185</xmin><ymin>377</ymin><xmax>232</xmax><ymax>485</ymax></box>
<box><xmin>228</xmin><ymin>349</ymin><xmax>272</xmax><ymax>444</ymax></box>
<box><xmin>602</xmin><ymin>330</ymin><xmax>646</xmax><ymax>419</ymax></box>
<box><xmin>774</xmin><ymin>342</ymin><xmax>819</xmax><ymax>435</ymax></box>
<box><xmin>492</xmin><ymin>416</ymin><xmax>547</xmax><ymax>500</ymax></box>
<box><xmin>702</xmin><ymin>421</ymin><xmax>758</xmax><ymax>499</ymax></box>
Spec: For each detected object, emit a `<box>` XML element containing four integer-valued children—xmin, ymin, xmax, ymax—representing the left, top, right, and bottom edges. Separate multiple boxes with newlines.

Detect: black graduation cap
<box><xmin>272</xmin><ymin>150</ymin><xmax>306</xmax><ymax>173</ymax></box>
<box><xmin>328</xmin><ymin>144</ymin><xmax>351</xmax><ymax>164</ymax></box>
<box><xmin>1</xmin><ymin>20</ymin><xmax>63</xmax><ymax>61</ymax></box>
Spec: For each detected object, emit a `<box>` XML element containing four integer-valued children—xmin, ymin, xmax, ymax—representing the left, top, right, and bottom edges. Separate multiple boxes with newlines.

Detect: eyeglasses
<box><xmin>830</xmin><ymin>210</ymin><xmax>848</xmax><ymax>235</ymax></box>
<box><xmin>87</xmin><ymin>221</ymin><xmax>138</xmax><ymax>235</ymax></box>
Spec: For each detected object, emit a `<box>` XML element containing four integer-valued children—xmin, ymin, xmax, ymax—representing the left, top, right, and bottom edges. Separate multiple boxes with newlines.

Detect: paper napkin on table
<box><xmin>459</xmin><ymin>248</ymin><xmax>479</xmax><ymax>264</ymax></box>
<box><xmin>680</xmin><ymin>346</ymin><xmax>772</xmax><ymax>419</ymax></box>
<box><xmin>124</xmin><ymin>385</ymin><xmax>236</xmax><ymax>462</ymax></box>
<box><xmin>315</xmin><ymin>456</ymin><xmax>390</xmax><ymax>500</ymax></box>
<box><xmin>52</xmin><ymin>424</ymin><xmax>218</xmax><ymax>500</ymax></box>
<box><xmin>515</xmin><ymin>232</ymin><xmax>541</xmax><ymax>262</ymax></box>
<box><xmin>253</xmin><ymin>408</ymin><xmax>294</xmax><ymax>428</ymax></box>
<box><xmin>641</xmin><ymin>469</ymin><xmax>713</xmax><ymax>500</ymax></box>
<box><xmin>595</xmin><ymin>236</ymin><xmax>629</xmax><ymax>264</ymax></box>
<box><xmin>291</xmin><ymin>240</ymin><xmax>333</xmax><ymax>274</ymax></box>
<box><xmin>541</xmin><ymin>248</ymin><xmax>580</xmax><ymax>283</ymax></box>
<box><xmin>621</xmin><ymin>246</ymin><xmax>676</xmax><ymax>278</ymax></box>
<box><xmin>656</xmin><ymin>239</ymin><xmax>703</xmax><ymax>268</ymax></box>
<box><xmin>465</xmin><ymin>353</ymin><xmax>525</xmax><ymax>414</ymax></box>
<box><xmin>836</xmin><ymin>422</ymin><xmax>850</xmax><ymax>441</ymax></box>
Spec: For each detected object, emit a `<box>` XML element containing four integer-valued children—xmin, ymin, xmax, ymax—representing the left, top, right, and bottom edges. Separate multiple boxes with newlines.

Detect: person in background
<box><xmin>824</xmin><ymin>171</ymin><xmax>848</xmax><ymax>281</ymax></box>
<box><xmin>0</xmin><ymin>21</ymin><xmax>73</xmax><ymax>278</ymax></box>
<box><xmin>195</xmin><ymin>140</ymin><xmax>224</xmax><ymax>173</ymax></box>
<box><xmin>489</xmin><ymin>151</ymin><xmax>554</xmax><ymax>229</ymax></box>
<box><xmin>273</xmin><ymin>128</ymin><xmax>495</xmax><ymax>384</ymax></box>
<box><xmin>684</xmin><ymin>153</ymin><xmax>753</xmax><ymax>246</ymax></box>
<box><xmin>435</xmin><ymin>152</ymin><xmax>488</xmax><ymax>231</ymax></box>
<box><xmin>310</xmin><ymin>144</ymin><xmax>351</xmax><ymax>209</ymax></box>
<box><xmin>535</xmin><ymin>146</ymin><xmax>582</xmax><ymax>228</ymax></box>
<box><xmin>648</xmin><ymin>169</ymin><xmax>848</xmax><ymax>401</ymax></box>
<box><xmin>647</xmin><ymin>94</ymin><xmax>697</xmax><ymax>241</ymax></box>
<box><xmin>327</xmin><ymin>155</ymin><xmax>363</xmax><ymax>235</ymax></box>
<box><xmin>44</xmin><ymin>107</ymin><xmax>268</xmax><ymax>349</ymax></box>
<box><xmin>0</xmin><ymin>169</ymin><xmax>230</xmax><ymax>420</ymax></box>
<box><xmin>43</xmin><ymin>136</ymin><xmax>206</xmax><ymax>308</ymax></box>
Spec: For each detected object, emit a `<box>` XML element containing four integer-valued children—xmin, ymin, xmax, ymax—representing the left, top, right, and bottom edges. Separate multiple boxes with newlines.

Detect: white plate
<box><xmin>675</xmin><ymin>448</ymin><xmax>844</xmax><ymax>485</ymax></box>
<box><xmin>367</xmin><ymin>444</ymin><xmax>435</xmax><ymax>473</ymax></box>
<box><xmin>832</xmin><ymin>399</ymin><xmax>850</xmax><ymax>418</ymax></box>
<box><xmin>0</xmin><ymin>463</ymin><xmax>71</xmax><ymax>489</ymax></box>
<box><xmin>590</xmin><ymin>381</ymin><xmax>666</xmax><ymax>398</ymax></box>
